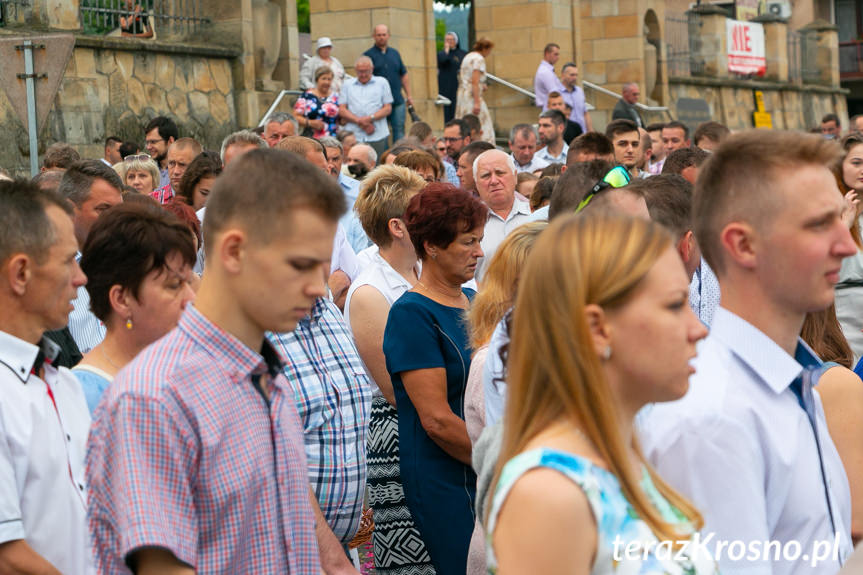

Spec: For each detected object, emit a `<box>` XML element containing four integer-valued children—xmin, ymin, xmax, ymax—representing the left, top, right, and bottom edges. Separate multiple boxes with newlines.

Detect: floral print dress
<box><xmin>294</xmin><ymin>91</ymin><xmax>340</xmax><ymax>139</ymax></box>
<box><xmin>486</xmin><ymin>448</ymin><xmax>719</xmax><ymax>575</ymax></box>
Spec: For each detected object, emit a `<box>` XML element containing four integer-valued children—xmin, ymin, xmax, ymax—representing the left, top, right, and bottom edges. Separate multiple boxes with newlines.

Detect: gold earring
<box><xmin>125</xmin><ymin>317</ymin><xmax>133</xmax><ymax>330</ymax></box>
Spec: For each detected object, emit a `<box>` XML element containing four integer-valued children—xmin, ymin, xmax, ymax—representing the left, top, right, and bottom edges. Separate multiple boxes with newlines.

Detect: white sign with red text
<box><xmin>726</xmin><ymin>19</ymin><xmax>766</xmax><ymax>76</ymax></box>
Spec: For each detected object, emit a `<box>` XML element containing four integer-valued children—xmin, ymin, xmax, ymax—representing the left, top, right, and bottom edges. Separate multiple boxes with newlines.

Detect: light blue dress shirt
<box><xmin>640</xmin><ymin>308</ymin><xmax>853</xmax><ymax>575</ymax></box>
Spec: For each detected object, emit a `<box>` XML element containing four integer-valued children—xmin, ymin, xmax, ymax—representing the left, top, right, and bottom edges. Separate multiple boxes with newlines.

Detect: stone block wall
<box><xmin>669</xmin><ymin>78</ymin><xmax>848</xmax><ymax>132</ymax></box>
<box><xmin>0</xmin><ymin>37</ymin><xmax>239</xmax><ymax>177</ymax></box>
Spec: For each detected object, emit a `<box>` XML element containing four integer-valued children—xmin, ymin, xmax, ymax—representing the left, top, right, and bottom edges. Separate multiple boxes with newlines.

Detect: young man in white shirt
<box><xmin>0</xmin><ymin>179</ymin><xmax>92</xmax><ymax>574</ymax></box>
<box><xmin>640</xmin><ymin>131</ymin><xmax>857</xmax><ymax>574</ymax></box>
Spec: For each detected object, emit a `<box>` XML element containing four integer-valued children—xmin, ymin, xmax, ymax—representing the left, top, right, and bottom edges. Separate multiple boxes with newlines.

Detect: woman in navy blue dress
<box><xmin>383</xmin><ymin>183</ymin><xmax>488</xmax><ymax>574</ymax></box>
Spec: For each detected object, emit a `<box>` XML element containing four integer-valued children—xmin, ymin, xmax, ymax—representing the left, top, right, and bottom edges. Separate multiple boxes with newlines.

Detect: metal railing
<box><xmin>79</xmin><ymin>0</ymin><xmax>209</xmax><ymax>37</ymax></box>
<box><xmin>665</xmin><ymin>12</ymin><xmax>706</xmax><ymax>77</ymax></box>
<box><xmin>0</xmin><ymin>0</ymin><xmax>29</xmax><ymax>26</ymax></box>
<box><xmin>582</xmin><ymin>81</ymin><xmax>670</xmax><ymax>118</ymax></box>
<box><xmin>486</xmin><ymin>72</ymin><xmax>595</xmax><ymax>111</ymax></box>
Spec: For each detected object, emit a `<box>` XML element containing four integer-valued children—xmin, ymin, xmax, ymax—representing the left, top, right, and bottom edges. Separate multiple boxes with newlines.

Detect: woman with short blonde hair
<box><xmin>115</xmin><ymin>154</ymin><xmax>160</xmax><ymax>195</ymax></box>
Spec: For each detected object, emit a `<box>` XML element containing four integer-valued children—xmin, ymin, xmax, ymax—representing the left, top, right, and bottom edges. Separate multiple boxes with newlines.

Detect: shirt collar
<box><xmin>179</xmin><ymin>305</ymin><xmax>285</xmax><ymax>384</ymax></box>
<box><xmin>0</xmin><ymin>330</ymin><xmax>59</xmax><ymax>384</ymax></box>
<box><xmin>537</xmin><ymin>143</ymin><xmax>568</xmax><ymax>162</ymax></box>
<box><xmin>488</xmin><ymin>198</ymin><xmax>531</xmax><ymax>223</ymax></box>
<box><xmin>710</xmin><ymin>307</ymin><xmax>821</xmax><ymax>394</ymax></box>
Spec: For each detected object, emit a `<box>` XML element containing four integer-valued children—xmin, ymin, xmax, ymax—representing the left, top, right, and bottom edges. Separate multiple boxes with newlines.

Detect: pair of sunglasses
<box><xmin>575</xmin><ymin>165</ymin><xmax>632</xmax><ymax>213</ymax></box>
<box><xmin>124</xmin><ymin>153</ymin><xmax>151</xmax><ymax>163</ymax></box>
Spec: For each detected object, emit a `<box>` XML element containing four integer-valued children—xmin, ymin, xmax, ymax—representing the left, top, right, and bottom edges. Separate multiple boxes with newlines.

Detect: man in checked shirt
<box><xmin>86</xmin><ymin>149</ymin><xmax>346</xmax><ymax>574</ymax></box>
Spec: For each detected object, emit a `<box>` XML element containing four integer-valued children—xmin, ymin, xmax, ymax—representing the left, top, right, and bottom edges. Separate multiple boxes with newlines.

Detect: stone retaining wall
<box><xmin>0</xmin><ymin>36</ymin><xmax>239</xmax><ymax>177</ymax></box>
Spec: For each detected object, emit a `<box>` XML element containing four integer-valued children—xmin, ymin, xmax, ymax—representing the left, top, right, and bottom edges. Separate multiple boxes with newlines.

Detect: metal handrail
<box><xmin>582</xmin><ymin>80</ymin><xmax>671</xmax><ymax>114</ymax></box>
<box><xmin>258</xmin><ymin>90</ymin><xmax>304</xmax><ymax>127</ymax></box>
<box><xmin>486</xmin><ymin>72</ymin><xmax>596</xmax><ymax>111</ymax></box>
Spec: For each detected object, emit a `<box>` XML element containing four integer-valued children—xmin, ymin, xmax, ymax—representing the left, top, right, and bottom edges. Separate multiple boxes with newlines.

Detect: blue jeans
<box><xmin>389</xmin><ymin>102</ymin><xmax>406</xmax><ymax>144</ymax></box>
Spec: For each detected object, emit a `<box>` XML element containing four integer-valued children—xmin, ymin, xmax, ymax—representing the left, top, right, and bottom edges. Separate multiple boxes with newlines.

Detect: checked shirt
<box><xmin>86</xmin><ymin>305</ymin><xmax>320</xmax><ymax>574</ymax></box>
<box><xmin>269</xmin><ymin>298</ymin><xmax>372</xmax><ymax>544</ymax></box>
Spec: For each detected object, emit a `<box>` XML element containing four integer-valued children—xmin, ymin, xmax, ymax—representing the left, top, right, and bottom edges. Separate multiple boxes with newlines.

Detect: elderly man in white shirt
<box><xmin>473</xmin><ymin>149</ymin><xmax>532</xmax><ymax>281</ymax></box>
<box><xmin>0</xmin><ymin>180</ymin><xmax>93</xmax><ymax>574</ymax></box>
<box><xmin>640</xmin><ymin>131</ymin><xmax>856</xmax><ymax>575</ymax></box>
<box><xmin>339</xmin><ymin>55</ymin><xmax>393</xmax><ymax>159</ymax></box>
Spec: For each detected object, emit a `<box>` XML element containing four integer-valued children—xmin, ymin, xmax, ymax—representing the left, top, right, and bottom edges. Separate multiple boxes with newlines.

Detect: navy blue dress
<box><xmin>383</xmin><ymin>289</ymin><xmax>477</xmax><ymax>575</ymax></box>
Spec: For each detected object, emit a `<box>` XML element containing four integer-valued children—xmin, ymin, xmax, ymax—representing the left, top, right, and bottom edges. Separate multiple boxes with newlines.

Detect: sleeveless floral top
<box><xmin>486</xmin><ymin>448</ymin><xmax>719</xmax><ymax>575</ymax></box>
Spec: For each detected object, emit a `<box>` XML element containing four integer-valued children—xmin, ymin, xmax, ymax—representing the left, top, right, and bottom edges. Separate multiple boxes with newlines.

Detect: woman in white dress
<box><xmin>456</xmin><ymin>37</ymin><xmax>496</xmax><ymax>144</ymax></box>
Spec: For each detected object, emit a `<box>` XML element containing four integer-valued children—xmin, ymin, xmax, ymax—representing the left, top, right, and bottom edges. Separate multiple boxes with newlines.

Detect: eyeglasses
<box><xmin>443</xmin><ymin>136</ymin><xmax>464</xmax><ymax>142</ymax></box>
<box><xmin>124</xmin><ymin>154</ymin><xmax>152</xmax><ymax>163</ymax></box>
<box><xmin>575</xmin><ymin>165</ymin><xmax>631</xmax><ymax>213</ymax></box>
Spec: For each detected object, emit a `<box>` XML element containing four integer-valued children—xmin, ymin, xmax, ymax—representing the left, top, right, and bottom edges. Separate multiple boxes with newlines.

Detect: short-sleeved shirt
<box><xmin>0</xmin><ymin>332</ymin><xmax>93</xmax><ymax>574</ymax></box>
<box><xmin>340</xmin><ymin>77</ymin><xmax>394</xmax><ymax>143</ymax></box>
<box><xmin>86</xmin><ymin>305</ymin><xmax>320</xmax><ymax>574</ymax></box>
<box><xmin>364</xmin><ymin>45</ymin><xmax>407</xmax><ymax>106</ymax></box>
<box><xmin>268</xmin><ymin>298</ymin><xmax>372</xmax><ymax>543</ymax></box>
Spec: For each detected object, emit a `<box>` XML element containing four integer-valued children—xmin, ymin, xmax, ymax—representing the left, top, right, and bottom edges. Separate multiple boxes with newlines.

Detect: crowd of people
<box><xmin>3</xmin><ymin>23</ymin><xmax>863</xmax><ymax>575</ymax></box>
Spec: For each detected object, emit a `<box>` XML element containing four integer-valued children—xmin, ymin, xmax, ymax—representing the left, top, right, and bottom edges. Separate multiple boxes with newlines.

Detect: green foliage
<box><xmin>298</xmin><ymin>0</ymin><xmax>310</xmax><ymax>33</ymax></box>
<box><xmin>435</xmin><ymin>18</ymin><xmax>446</xmax><ymax>52</ymax></box>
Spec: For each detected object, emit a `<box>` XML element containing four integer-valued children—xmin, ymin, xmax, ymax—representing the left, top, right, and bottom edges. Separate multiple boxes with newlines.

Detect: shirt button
<box><xmin>66</xmin><ymin>434</ymin><xmax>71</xmax><ymax>442</ymax></box>
<box><xmin>78</xmin><ymin>483</ymin><xmax>84</xmax><ymax>491</ymax></box>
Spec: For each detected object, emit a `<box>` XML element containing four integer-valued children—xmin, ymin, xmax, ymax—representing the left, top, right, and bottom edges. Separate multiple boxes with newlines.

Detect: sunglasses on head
<box><xmin>575</xmin><ymin>165</ymin><xmax>632</xmax><ymax>213</ymax></box>
<box><xmin>124</xmin><ymin>154</ymin><xmax>151</xmax><ymax>163</ymax></box>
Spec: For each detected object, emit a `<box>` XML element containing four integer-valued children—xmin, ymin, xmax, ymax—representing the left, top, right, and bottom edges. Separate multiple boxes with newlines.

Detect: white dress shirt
<box><xmin>640</xmin><ymin>308</ymin><xmax>853</xmax><ymax>575</ymax></box>
<box><xmin>0</xmin><ymin>331</ymin><xmax>94</xmax><ymax>574</ymax></box>
<box><xmin>477</xmin><ymin>199</ymin><xmax>533</xmax><ymax>281</ymax></box>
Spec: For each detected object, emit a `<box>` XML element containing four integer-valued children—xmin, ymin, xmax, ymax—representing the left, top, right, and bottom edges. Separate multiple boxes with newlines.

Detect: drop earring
<box><xmin>125</xmin><ymin>317</ymin><xmax>133</xmax><ymax>330</ymax></box>
<box><xmin>602</xmin><ymin>345</ymin><xmax>612</xmax><ymax>361</ymax></box>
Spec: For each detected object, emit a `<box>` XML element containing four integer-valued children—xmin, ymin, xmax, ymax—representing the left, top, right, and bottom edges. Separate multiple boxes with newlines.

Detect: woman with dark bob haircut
<box><xmin>72</xmin><ymin>203</ymin><xmax>197</xmax><ymax>413</ymax></box>
<box><xmin>382</xmin><ymin>183</ymin><xmax>487</xmax><ymax>573</ymax></box>
<box><xmin>176</xmin><ymin>150</ymin><xmax>222</xmax><ymax>212</ymax></box>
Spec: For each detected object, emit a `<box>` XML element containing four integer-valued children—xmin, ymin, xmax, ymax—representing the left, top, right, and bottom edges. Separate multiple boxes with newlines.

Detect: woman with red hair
<box><xmin>383</xmin><ymin>183</ymin><xmax>487</xmax><ymax>574</ymax></box>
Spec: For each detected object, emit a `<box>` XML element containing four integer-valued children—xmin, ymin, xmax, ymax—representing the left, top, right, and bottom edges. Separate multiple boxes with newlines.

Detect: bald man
<box><xmin>473</xmin><ymin>149</ymin><xmax>533</xmax><ymax>280</ymax></box>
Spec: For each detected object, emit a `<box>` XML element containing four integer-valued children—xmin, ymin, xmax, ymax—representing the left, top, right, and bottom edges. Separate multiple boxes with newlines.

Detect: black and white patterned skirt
<box><xmin>367</xmin><ymin>396</ymin><xmax>436</xmax><ymax>575</ymax></box>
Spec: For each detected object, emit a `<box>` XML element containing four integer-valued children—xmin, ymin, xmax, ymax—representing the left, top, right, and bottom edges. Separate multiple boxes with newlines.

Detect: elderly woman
<box><xmin>344</xmin><ymin>165</ymin><xmax>434</xmax><ymax>575</ymax></box>
<box><xmin>116</xmin><ymin>154</ymin><xmax>160</xmax><ymax>195</ymax></box>
<box><xmin>382</xmin><ymin>183</ymin><xmax>487</xmax><ymax>573</ymax></box>
<box><xmin>300</xmin><ymin>36</ymin><xmax>346</xmax><ymax>95</ymax></box>
<box><xmin>294</xmin><ymin>66</ymin><xmax>340</xmax><ymax>139</ymax></box>
<box><xmin>72</xmin><ymin>202</ymin><xmax>197</xmax><ymax>413</ymax></box>
<box><xmin>176</xmin><ymin>151</ymin><xmax>223</xmax><ymax>212</ymax></box>
<box><xmin>456</xmin><ymin>37</ymin><xmax>496</xmax><ymax>144</ymax></box>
